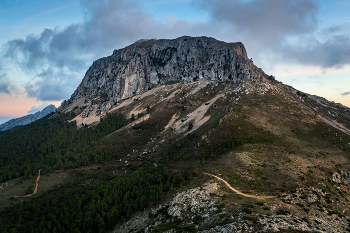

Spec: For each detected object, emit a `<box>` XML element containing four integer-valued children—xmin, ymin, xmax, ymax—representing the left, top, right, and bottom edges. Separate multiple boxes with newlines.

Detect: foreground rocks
<box><xmin>114</xmin><ymin>180</ymin><xmax>350</xmax><ymax>233</ymax></box>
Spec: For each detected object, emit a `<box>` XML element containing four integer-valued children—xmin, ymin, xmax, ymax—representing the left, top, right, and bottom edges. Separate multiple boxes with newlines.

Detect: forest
<box><xmin>1</xmin><ymin>163</ymin><xmax>193</xmax><ymax>233</ymax></box>
<box><xmin>0</xmin><ymin>112</ymin><xmax>128</xmax><ymax>182</ymax></box>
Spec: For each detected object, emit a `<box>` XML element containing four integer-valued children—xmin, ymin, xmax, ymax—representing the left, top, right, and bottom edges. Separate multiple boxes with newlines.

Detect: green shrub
<box><xmin>242</xmin><ymin>208</ymin><xmax>252</xmax><ymax>214</ymax></box>
<box><xmin>188</xmin><ymin>122</ymin><xmax>193</xmax><ymax>130</ymax></box>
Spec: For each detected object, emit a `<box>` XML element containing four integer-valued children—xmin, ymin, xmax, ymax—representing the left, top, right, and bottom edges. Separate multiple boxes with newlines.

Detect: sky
<box><xmin>0</xmin><ymin>0</ymin><xmax>349</xmax><ymax>124</ymax></box>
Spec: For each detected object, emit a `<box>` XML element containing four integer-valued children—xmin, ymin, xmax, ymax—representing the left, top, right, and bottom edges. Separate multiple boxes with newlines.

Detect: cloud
<box><xmin>1</xmin><ymin>0</ymin><xmax>215</xmax><ymax>101</ymax></box>
<box><xmin>1</xmin><ymin>0</ymin><xmax>349</xmax><ymax>103</ymax></box>
<box><xmin>195</xmin><ymin>0</ymin><xmax>350</xmax><ymax>69</ymax></box>
<box><xmin>0</xmin><ymin>71</ymin><xmax>11</xmax><ymax>94</ymax></box>
<box><xmin>2</xmin><ymin>0</ymin><xmax>208</xmax><ymax>73</ymax></box>
<box><xmin>24</xmin><ymin>68</ymin><xmax>82</xmax><ymax>101</ymax></box>
<box><xmin>323</xmin><ymin>25</ymin><xmax>342</xmax><ymax>34</ymax></box>
<box><xmin>195</xmin><ymin>0</ymin><xmax>318</xmax><ymax>48</ymax></box>
<box><xmin>341</xmin><ymin>92</ymin><xmax>350</xmax><ymax>96</ymax></box>
<box><xmin>28</xmin><ymin>102</ymin><xmax>49</xmax><ymax>114</ymax></box>
<box><xmin>281</xmin><ymin>34</ymin><xmax>350</xmax><ymax>68</ymax></box>
<box><xmin>323</xmin><ymin>21</ymin><xmax>350</xmax><ymax>35</ymax></box>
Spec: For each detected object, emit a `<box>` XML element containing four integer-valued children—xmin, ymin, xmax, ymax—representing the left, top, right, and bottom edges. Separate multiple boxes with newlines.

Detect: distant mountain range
<box><xmin>0</xmin><ymin>104</ymin><xmax>56</xmax><ymax>131</ymax></box>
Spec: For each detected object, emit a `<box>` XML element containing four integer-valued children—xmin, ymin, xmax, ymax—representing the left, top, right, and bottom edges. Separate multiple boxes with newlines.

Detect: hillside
<box><xmin>1</xmin><ymin>36</ymin><xmax>350</xmax><ymax>233</ymax></box>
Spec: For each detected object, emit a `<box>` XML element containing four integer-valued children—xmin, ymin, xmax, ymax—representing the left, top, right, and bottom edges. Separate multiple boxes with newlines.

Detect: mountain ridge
<box><xmin>0</xmin><ymin>104</ymin><xmax>56</xmax><ymax>131</ymax></box>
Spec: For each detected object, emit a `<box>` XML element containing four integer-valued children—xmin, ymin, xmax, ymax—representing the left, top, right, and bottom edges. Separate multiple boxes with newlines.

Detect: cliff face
<box><xmin>67</xmin><ymin>36</ymin><xmax>266</xmax><ymax>105</ymax></box>
<box><xmin>0</xmin><ymin>105</ymin><xmax>56</xmax><ymax>131</ymax></box>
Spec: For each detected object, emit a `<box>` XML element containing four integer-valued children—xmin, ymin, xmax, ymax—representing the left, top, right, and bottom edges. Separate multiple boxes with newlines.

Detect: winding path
<box><xmin>203</xmin><ymin>172</ymin><xmax>277</xmax><ymax>199</ymax></box>
<box><xmin>1</xmin><ymin>169</ymin><xmax>41</xmax><ymax>199</ymax></box>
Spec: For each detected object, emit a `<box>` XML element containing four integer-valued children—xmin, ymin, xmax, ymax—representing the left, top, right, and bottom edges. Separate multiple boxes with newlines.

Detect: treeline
<box><xmin>1</xmin><ymin>164</ymin><xmax>193</xmax><ymax>233</ymax></box>
<box><xmin>0</xmin><ymin>112</ymin><xmax>128</xmax><ymax>182</ymax></box>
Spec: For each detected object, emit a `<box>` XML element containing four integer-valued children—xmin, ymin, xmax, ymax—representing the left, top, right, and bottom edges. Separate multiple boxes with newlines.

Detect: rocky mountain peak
<box><xmin>65</xmin><ymin>36</ymin><xmax>265</xmax><ymax>107</ymax></box>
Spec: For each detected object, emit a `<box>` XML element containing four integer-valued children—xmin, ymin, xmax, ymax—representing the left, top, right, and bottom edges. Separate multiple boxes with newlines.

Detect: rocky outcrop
<box><xmin>64</xmin><ymin>36</ymin><xmax>266</xmax><ymax>108</ymax></box>
<box><xmin>0</xmin><ymin>105</ymin><xmax>56</xmax><ymax>131</ymax></box>
<box><xmin>332</xmin><ymin>171</ymin><xmax>350</xmax><ymax>184</ymax></box>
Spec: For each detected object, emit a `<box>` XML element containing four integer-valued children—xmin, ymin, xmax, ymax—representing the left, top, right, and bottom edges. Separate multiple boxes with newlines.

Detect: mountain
<box><xmin>1</xmin><ymin>36</ymin><xmax>350</xmax><ymax>233</ymax></box>
<box><xmin>0</xmin><ymin>104</ymin><xmax>56</xmax><ymax>131</ymax></box>
<box><xmin>62</xmin><ymin>36</ymin><xmax>265</xmax><ymax>109</ymax></box>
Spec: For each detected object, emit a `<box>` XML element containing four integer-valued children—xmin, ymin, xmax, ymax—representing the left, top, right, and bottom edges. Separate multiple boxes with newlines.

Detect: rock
<box><xmin>332</xmin><ymin>172</ymin><xmax>342</xmax><ymax>183</ymax></box>
<box><xmin>332</xmin><ymin>171</ymin><xmax>350</xmax><ymax>184</ymax></box>
<box><xmin>64</xmin><ymin>36</ymin><xmax>267</xmax><ymax>109</ymax></box>
<box><xmin>340</xmin><ymin>170</ymin><xmax>350</xmax><ymax>183</ymax></box>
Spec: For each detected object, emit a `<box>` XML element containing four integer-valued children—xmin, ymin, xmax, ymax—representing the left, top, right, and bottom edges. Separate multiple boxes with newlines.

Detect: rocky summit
<box><xmin>65</xmin><ymin>36</ymin><xmax>265</xmax><ymax>106</ymax></box>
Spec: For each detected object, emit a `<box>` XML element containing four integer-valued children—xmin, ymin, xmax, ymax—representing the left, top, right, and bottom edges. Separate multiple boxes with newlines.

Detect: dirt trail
<box><xmin>1</xmin><ymin>169</ymin><xmax>41</xmax><ymax>199</ymax></box>
<box><xmin>31</xmin><ymin>169</ymin><xmax>41</xmax><ymax>196</ymax></box>
<box><xmin>204</xmin><ymin>172</ymin><xmax>277</xmax><ymax>199</ymax></box>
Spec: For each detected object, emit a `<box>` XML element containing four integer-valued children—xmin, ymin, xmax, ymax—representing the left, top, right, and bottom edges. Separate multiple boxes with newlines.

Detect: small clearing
<box><xmin>1</xmin><ymin>170</ymin><xmax>41</xmax><ymax>199</ymax></box>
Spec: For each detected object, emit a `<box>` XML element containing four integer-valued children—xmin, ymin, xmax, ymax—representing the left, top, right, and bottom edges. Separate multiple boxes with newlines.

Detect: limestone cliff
<box><xmin>65</xmin><ymin>36</ymin><xmax>266</xmax><ymax>106</ymax></box>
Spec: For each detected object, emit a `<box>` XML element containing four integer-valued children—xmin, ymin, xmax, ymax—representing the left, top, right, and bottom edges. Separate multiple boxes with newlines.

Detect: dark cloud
<box><xmin>24</xmin><ymin>69</ymin><xmax>81</xmax><ymax>101</ymax></box>
<box><xmin>0</xmin><ymin>71</ymin><xmax>11</xmax><ymax>94</ymax></box>
<box><xmin>323</xmin><ymin>22</ymin><xmax>350</xmax><ymax>35</ymax></box>
<box><xmin>323</xmin><ymin>25</ymin><xmax>342</xmax><ymax>34</ymax></box>
<box><xmin>195</xmin><ymin>0</ymin><xmax>318</xmax><ymax>48</ymax></box>
<box><xmin>196</xmin><ymin>0</ymin><xmax>350</xmax><ymax>69</ymax></box>
<box><xmin>3</xmin><ymin>0</ymin><xmax>211</xmax><ymax>74</ymax></box>
<box><xmin>281</xmin><ymin>34</ymin><xmax>350</xmax><ymax>68</ymax></box>
<box><xmin>0</xmin><ymin>83</ymin><xmax>10</xmax><ymax>94</ymax></box>
<box><xmin>342</xmin><ymin>92</ymin><xmax>350</xmax><ymax>96</ymax></box>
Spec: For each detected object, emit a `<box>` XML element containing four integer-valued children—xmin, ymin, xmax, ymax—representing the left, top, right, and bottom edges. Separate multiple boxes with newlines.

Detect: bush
<box><xmin>188</xmin><ymin>122</ymin><xmax>193</xmax><ymax>130</ymax></box>
<box><xmin>242</xmin><ymin>208</ymin><xmax>252</xmax><ymax>214</ymax></box>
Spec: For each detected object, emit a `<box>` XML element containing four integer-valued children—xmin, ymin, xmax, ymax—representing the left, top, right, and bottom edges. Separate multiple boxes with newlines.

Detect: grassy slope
<box><xmin>1</xmin><ymin>81</ymin><xmax>350</xmax><ymax>232</ymax></box>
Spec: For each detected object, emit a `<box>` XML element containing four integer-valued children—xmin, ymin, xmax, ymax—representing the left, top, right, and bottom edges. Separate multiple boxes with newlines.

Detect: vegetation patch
<box><xmin>0</xmin><ymin>164</ymin><xmax>193</xmax><ymax>233</ymax></box>
<box><xmin>0</xmin><ymin>112</ymin><xmax>128</xmax><ymax>182</ymax></box>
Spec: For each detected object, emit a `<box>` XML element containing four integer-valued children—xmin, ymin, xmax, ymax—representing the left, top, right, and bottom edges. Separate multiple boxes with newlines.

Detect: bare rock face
<box><xmin>65</xmin><ymin>36</ymin><xmax>266</xmax><ymax>107</ymax></box>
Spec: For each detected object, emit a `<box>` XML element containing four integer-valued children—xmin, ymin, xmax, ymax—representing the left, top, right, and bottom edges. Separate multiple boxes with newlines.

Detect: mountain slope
<box><xmin>58</xmin><ymin>77</ymin><xmax>350</xmax><ymax>232</ymax></box>
<box><xmin>1</xmin><ymin>36</ymin><xmax>350</xmax><ymax>233</ymax></box>
<box><xmin>0</xmin><ymin>104</ymin><xmax>56</xmax><ymax>131</ymax></box>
